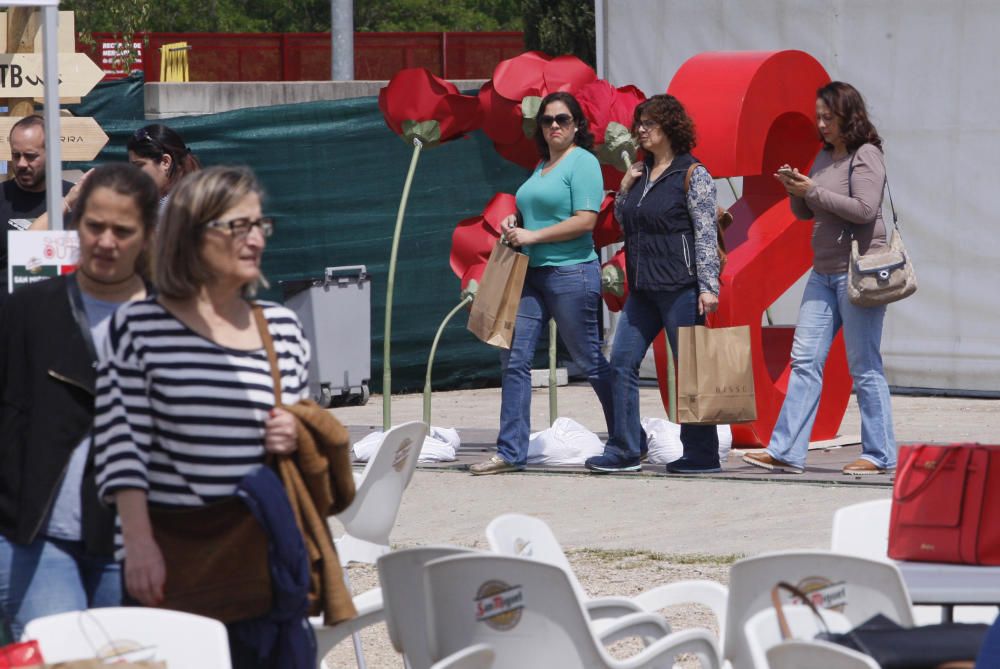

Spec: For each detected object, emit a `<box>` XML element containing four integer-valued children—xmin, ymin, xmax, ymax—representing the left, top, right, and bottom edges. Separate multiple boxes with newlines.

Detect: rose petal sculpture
<box><xmin>577</xmin><ymin>80</ymin><xmax>646</xmax><ymax>187</ymax></box>
<box><xmin>591</xmin><ymin>192</ymin><xmax>622</xmax><ymax>250</ymax></box>
<box><xmin>450</xmin><ymin>193</ymin><xmax>515</xmax><ymax>291</ymax></box>
<box><xmin>479</xmin><ymin>52</ymin><xmax>596</xmax><ymax>169</ymax></box>
<box><xmin>377</xmin><ymin>68</ymin><xmax>482</xmax><ymax>429</ymax></box>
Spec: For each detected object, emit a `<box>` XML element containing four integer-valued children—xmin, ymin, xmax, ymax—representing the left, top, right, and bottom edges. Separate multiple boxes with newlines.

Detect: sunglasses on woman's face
<box><xmin>540</xmin><ymin>113</ymin><xmax>574</xmax><ymax>129</ymax></box>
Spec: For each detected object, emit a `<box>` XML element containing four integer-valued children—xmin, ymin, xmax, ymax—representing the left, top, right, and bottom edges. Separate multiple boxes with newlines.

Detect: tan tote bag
<box><xmin>676</xmin><ymin>325</ymin><xmax>757</xmax><ymax>425</ymax></box>
<box><xmin>467</xmin><ymin>239</ymin><xmax>529</xmax><ymax>349</ymax></box>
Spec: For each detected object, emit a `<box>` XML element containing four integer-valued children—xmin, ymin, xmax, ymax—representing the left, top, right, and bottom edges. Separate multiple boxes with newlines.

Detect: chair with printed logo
<box><xmin>724</xmin><ymin>550</ymin><xmax>914</xmax><ymax>669</ymax></box>
<box><xmin>744</xmin><ymin>603</ymin><xmax>855</xmax><ymax>669</ymax></box>
<box><xmin>424</xmin><ymin>553</ymin><xmax>721</xmax><ymax>668</ymax></box>
<box><xmin>486</xmin><ymin>513</ymin><xmax>728</xmax><ymax>644</ymax></box>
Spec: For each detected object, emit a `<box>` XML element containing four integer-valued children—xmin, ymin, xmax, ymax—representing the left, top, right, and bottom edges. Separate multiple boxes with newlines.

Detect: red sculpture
<box><xmin>576</xmin><ymin>80</ymin><xmax>647</xmax><ymax>189</ymax></box>
<box><xmin>378</xmin><ymin>68</ymin><xmax>482</xmax><ymax>145</ymax></box>
<box><xmin>654</xmin><ymin>50</ymin><xmax>851</xmax><ymax>447</ymax></box>
<box><xmin>478</xmin><ymin>52</ymin><xmax>596</xmax><ymax>169</ymax></box>
<box><xmin>450</xmin><ymin>193</ymin><xmax>515</xmax><ymax>290</ymax></box>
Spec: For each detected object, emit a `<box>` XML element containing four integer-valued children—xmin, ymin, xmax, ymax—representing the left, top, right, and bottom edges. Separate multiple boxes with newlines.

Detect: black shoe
<box><xmin>666</xmin><ymin>457</ymin><xmax>722</xmax><ymax>474</ymax></box>
<box><xmin>585</xmin><ymin>451</ymin><xmax>642</xmax><ymax>473</ymax></box>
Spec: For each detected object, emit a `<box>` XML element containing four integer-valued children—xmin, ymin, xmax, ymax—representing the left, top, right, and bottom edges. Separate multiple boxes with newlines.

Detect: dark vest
<box><xmin>619</xmin><ymin>152</ymin><xmax>699</xmax><ymax>292</ymax></box>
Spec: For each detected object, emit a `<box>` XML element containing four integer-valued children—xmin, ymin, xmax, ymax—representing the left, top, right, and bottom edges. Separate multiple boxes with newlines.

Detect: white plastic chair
<box><xmin>314</xmin><ymin>586</ymin><xmax>385</xmax><ymax>668</ymax></box>
<box><xmin>830</xmin><ymin>498</ymin><xmax>892</xmax><ymax>561</ymax></box>
<box><xmin>333</xmin><ymin>421</ymin><xmax>429</xmax><ymax>564</ymax></box>
<box><xmin>724</xmin><ymin>550</ymin><xmax>914</xmax><ymax>669</ymax></box>
<box><xmin>486</xmin><ymin>513</ymin><xmax>727</xmax><ymax>639</ymax></box>
<box><xmin>431</xmin><ymin>643</ymin><xmax>494</xmax><ymax>669</ymax></box>
<box><xmin>767</xmin><ymin>639</ymin><xmax>879</xmax><ymax>669</ymax></box>
<box><xmin>377</xmin><ymin>545</ymin><xmax>479</xmax><ymax>669</ymax></box>
<box><xmin>831</xmin><ymin>498</ymin><xmax>999</xmax><ymax>625</ymax></box>
<box><xmin>744</xmin><ymin>604</ymin><xmax>852</xmax><ymax>669</ymax></box>
<box><xmin>23</xmin><ymin>608</ymin><xmax>231</xmax><ymax>668</ymax></box>
<box><xmin>425</xmin><ymin>553</ymin><xmax>721</xmax><ymax>669</ymax></box>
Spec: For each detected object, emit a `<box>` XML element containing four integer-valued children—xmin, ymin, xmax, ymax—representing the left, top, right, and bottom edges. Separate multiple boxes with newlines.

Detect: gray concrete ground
<box><xmin>331</xmin><ymin>386</ymin><xmax>999</xmax><ymax>555</ymax></box>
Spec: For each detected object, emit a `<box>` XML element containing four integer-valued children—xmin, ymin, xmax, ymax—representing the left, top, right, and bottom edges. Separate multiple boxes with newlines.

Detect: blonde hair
<box><xmin>155</xmin><ymin>165</ymin><xmax>266</xmax><ymax>299</ymax></box>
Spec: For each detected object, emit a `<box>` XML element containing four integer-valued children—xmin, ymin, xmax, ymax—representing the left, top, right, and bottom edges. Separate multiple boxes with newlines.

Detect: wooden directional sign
<box><xmin>0</xmin><ymin>116</ymin><xmax>108</xmax><ymax>161</ymax></box>
<box><xmin>0</xmin><ymin>53</ymin><xmax>104</xmax><ymax>98</ymax></box>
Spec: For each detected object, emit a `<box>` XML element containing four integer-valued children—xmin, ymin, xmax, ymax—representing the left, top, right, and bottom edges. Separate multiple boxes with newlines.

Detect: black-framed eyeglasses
<box><xmin>205</xmin><ymin>216</ymin><xmax>274</xmax><ymax>239</ymax></box>
<box><xmin>540</xmin><ymin>113</ymin><xmax>574</xmax><ymax>128</ymax></box>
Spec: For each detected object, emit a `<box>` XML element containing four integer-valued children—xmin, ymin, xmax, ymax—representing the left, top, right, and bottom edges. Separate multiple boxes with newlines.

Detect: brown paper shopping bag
<box><xmin>467</xmin><ymin>240</ymin><xmax>528</xmax><ymax>349</ymax></box>
<box><xmin>676</xmin><ymin>325</ymin><xmax>757</xmax><ymax>425</ymax></box>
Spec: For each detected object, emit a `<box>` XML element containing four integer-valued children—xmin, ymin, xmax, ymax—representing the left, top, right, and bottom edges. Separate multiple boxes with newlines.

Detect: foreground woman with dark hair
<box><xmin>744</xmin><ymin>81</ymin><xmax>897</xmax><ymax>475</ymax></box>
<box><xmin>470</xmin><ymin>91</ymin><xmax>614</xmax><ymax>475</ymax></box>
<box><xmin>0</xmin><ymin>164</ymin><xmax>157</xmax><ymax>635</ymax></box>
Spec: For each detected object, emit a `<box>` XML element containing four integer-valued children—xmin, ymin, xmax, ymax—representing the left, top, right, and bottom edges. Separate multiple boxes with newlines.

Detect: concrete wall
<box><xmin>145</xmin><ymin>80</ymin><xmax>487</xmax><ymax>118</ymax></box>
<box><xmin>601</xmin><ymin>0</ymin><xmax>1000</xmax><ymax>394</ymax></box>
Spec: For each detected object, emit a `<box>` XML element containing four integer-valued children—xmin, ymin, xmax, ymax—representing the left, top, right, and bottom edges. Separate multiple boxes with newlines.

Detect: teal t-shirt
<box><xmin>515</xmin><ymin>147</ymin><xmax>603</xmax><ymax>267</ymax></box>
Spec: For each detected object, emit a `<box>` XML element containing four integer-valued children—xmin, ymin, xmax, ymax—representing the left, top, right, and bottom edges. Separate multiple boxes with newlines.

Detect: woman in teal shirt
<box><xmin>471</xmin><ymin>92</ymin><xmax>613</xmax><ymax>475</ymax></box>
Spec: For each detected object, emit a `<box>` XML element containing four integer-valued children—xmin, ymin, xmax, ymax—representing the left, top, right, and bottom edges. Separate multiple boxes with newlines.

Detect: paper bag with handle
<box><xmin>676</xmin><ymin>325</ymin><xmax>757</xmax><ymax>425</ymax></box>
<box><xmin>467</xmin><ymin>239</ymin><xmax>528</xmax><ymax>349</ymax></box>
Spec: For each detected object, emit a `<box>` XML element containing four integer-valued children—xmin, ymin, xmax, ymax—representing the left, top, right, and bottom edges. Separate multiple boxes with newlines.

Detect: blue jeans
<box><xmin>496</xmin><ymin>261</ymin><xmax>613</xmax><ymax>466</ymax></box>
<box><xmin>767</xmin><ymin>270</ymin><xmax>896</xmax><ymax>469</ymax></box>
<box><xmin>606</xmin><ymin>286</ymin><xmax>719</xmax><ymax>463</ymax></box>
<box><xmin>0</xmin><ymin>534</ymin><xmax>121</xmax><ymax>638</ymax></box>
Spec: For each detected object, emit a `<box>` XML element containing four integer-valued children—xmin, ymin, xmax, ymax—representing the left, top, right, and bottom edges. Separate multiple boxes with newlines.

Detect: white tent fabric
<box><xmin>353</xmin><ymin>426</ymin><xmax>459</xmax><ymax>463</ymax></box>
<box><xmin>599</xmin><ymin>0</ymin><xmax>1000</xmax><ymax>394</ymax></box>
<box><xmin>641</xmin><ymin>417</ymin><xmax>732</xmax><ymax>465</ymax></box>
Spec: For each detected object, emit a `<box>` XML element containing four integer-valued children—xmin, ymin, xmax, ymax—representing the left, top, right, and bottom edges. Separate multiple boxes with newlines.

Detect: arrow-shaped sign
<box><xmin>0</xmin><ymin>116</ymin><xmax>108</xmax><ymax>161</ymax></box>
<box><xmin>0</xmin><ymin>53</ymin><xmax>105</xmax><ymax>98</ymax></box>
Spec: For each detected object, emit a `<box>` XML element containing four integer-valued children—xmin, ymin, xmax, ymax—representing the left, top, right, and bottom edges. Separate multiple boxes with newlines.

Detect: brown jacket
<box><xmin>279</xmin><ymin>399</ymin><xmax>357</xmax><ymax>624</ymax></box>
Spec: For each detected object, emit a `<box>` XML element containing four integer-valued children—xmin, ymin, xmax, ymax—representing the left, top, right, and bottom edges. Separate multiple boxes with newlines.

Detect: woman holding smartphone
<box><xmin>469</xmin><ymin>92</ymin><xmax>614</xmax><ymax>475</ymax></box>
<box><xmin>743</xmin><ymin>81</ymin><xmax>896</xmax><ymax>475</ymax></box>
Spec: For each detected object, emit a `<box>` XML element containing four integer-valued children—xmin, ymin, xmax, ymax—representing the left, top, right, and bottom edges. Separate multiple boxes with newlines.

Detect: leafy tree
<box><xmin>355</xmin><ymin>0</ymin><xmax>522</xmax><ymax>32</ymax></box>
<box><xmin>522</xmin><ymin>0</ymin><xmax>595</xmax><ymax>66</ymax></box>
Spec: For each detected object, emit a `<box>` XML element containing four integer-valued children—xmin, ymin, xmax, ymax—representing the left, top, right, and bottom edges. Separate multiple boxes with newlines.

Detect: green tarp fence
<box><xmin>71</xmin><ymin>75</ymin><xmax>535</xmax><ymax>394</ymax></box>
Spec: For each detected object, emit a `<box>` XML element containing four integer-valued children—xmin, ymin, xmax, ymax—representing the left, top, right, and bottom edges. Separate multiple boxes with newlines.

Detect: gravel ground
<box><xmin>322</xmin><ymin>548</ymin><xmax>735</xmax><ymax>668</ymax></box>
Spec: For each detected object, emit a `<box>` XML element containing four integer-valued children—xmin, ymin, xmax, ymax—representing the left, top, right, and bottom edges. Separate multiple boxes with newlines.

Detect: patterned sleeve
<box><xmin>686</xmin><ymin>165</ymin><xmax>721</xmax><ymax>296</ymax></box>
<box><xmin>93</xmin><ymin>308</ymin><xmax>153</xmax><ymax>503</ymax></box>
<box><xmin>613</xmin><ymin>188</ymin><xmax>629</xmax><ymax>222</ymax></box>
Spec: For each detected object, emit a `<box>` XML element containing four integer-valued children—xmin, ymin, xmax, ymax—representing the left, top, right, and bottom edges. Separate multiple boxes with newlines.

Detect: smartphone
<box><xmin>777</xmin><ymin>167</ymin><xmax>797</xmax><ymax>178</ymax></box>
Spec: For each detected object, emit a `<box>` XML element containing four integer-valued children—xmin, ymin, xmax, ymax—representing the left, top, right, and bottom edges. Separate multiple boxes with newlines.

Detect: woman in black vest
<box><xmin>586</xmin><ymin>94</ymin><xmax>722</xmax><ymax>474</ymax></box>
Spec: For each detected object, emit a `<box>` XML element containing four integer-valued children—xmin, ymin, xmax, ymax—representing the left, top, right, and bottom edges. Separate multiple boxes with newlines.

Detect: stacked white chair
<box><xmin>317</xmin><ymin>420</ymin><xmax>429</xmax><ymax>668</ymax></box>
<box><xmin>424</xmin><ymin>553</ymin><xmax>721</xmax><ymax>668</ymax></box>
<box><xmin>23</xmin><ymin>608</ymin><xmax>231</xmax><ymax>668</ymax></box>
<box><xmin>486</xmin><ymin>513</ymin><xmax>727</xmax><ymax>644</ymax></box>
<box><xmin>743</xmin><ymin>604</ymin><xmax>853</xmax><ymax>669</ymax></box>
<box><xmin>724</xmin><ymin>550</ymin><xmax>914</xmax><ymax>669</ymax></box>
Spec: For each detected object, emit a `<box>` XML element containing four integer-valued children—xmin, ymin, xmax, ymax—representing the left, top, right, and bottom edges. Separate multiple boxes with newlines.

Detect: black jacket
<box><xmin>0</xmin><ymin>275</ymin><xmax>114</xmax><ymax>554</ymax></box>
<box><xmin>619</xmin><ymin>152</ymin><xmax>699</xmax><ymax>292</ymax></box>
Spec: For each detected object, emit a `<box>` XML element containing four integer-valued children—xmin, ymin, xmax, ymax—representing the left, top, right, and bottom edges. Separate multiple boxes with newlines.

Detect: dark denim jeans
<box><xmin>496</xmin><ymin>260</ymin><xmax>613</xmax><ymax>466</ymax></box>
<box><xmin>606</xmin><ymin>286</ymin><xmax>719</xmax><ymax>464</ymax></box>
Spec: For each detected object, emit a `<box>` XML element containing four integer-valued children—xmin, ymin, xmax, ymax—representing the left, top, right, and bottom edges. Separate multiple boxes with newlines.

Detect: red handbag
<box><xmin>888</xmin><ymin>443</ymin><xmax>1000</xmax><ymax>565</ymax></box>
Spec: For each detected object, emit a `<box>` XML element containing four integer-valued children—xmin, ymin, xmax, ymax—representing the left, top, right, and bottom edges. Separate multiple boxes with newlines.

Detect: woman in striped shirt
<box><xmin>93</xmin><ymin>166</ymin><xmax>308</xmax><ymax>665</ymax></box>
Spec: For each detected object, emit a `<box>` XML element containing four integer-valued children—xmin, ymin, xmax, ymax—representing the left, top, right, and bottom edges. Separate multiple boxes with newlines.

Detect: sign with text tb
<box><xmin>0</xmin><ymin>53</ymin><xmax>104</xmax><ymax>98</ymax></box>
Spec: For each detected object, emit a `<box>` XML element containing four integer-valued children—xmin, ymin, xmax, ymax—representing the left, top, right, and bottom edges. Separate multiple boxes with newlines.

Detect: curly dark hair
<box><xmin>533</xmin><ymin>92</ymin><xmax>595</xmax><ymax>161</ymax></box>
<box><xmin>816</xmin><ymin>81</ymin><xmax>883</xmax><ymax>153</ymax></box>
<box><xmin>632</xmin><ymin>94</ymin><xmax>696</xmax><ymax>155</ymax></box>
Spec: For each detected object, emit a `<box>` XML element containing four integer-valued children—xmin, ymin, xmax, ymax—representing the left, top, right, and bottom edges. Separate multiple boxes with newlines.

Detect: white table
<box><xmin>897</xmin><ymin>560</ymin><xmax>1000</xmax><ymax>622</ymax></box>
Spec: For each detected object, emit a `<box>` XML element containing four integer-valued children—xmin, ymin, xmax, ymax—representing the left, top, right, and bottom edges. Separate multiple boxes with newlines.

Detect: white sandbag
<box><xmin>352</xmin><ymin>426</ymin><xmax>459</xmax><ymax>463</ymax></box>
<box><xmin>526</xmin><ymin>417</ymin><xmax>605</xmax><ymax>465</ymax></box>
<box><xmin>641</xmin><ymin>417</ymin><xmax>733</xmax><ymax>464</ymax></box>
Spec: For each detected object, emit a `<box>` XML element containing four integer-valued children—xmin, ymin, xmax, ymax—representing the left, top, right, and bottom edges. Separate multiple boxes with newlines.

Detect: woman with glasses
<box><xmin>93</xmin><ymin>166</ymin><xmax>309</xmax><ymax>666</ymax></box>
<box><xmin>127</xmin><ymin>124</ymin><xmax>202</xmax><ymax>212</ymax></box>
<box><xmin>585</xmin><ymin>94</ymin><xmax>722</xmax><ymax>474</ymax></box>
<box><xmin>470</xmin><ymin>91</ymin><xmax>613</xmax><ymax>475</ymax></box>
<box><xmin>0</xmin><ymin>164</ymin><xmax>157</xmax><ymax>636</ymax></box>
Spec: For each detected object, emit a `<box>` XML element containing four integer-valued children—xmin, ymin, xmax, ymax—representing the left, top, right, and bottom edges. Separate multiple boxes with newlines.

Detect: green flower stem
<box><xmin>383</xmin><ymin>137</ymin><xmax>424</xmax><ymax>431</ymax></box>
<box><xmin>423</xmin><ymin>294</ymin><xmax>474</xmax><ymax>426</ymax></box>
<box><xmin>549</xmin><ymin>318</ymin><xmax>558</xmax><ymax>426</ymax></box>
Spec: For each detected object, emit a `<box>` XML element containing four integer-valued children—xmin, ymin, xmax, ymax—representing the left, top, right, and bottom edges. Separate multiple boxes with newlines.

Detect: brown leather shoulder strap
<box><xmin>684</xmin><ymin>162</ymin><xmax>701</xmax><ymax>193</ymax></box>
<box><xmin>252</xmin><ymin>303</ymin><xmax>283</xmax><ymax>408</ymax></box>
<box><xmin>770</xmin><ymin>581</ymin><xmax>830</xmax><ymax>641</ymax></box>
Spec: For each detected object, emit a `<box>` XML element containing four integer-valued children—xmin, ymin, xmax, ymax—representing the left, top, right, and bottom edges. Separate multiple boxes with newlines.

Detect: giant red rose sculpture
<box><xmin>591</xmin><ymin>192</ymin><xmax>623</xmax><ymax>250</ymax></box>
<box><xmin>577</xmin><ymin>79</ymin><xmax>646</xmax><ymax>189</ymax></box>
<box><xmin>379</xmin><ymin>67</ymin><xmax>482</xmax><ymax>146</ymax></box>
<box><xmin>376</xmin><ymin>68</ymin><xmax>482</xmax><ymax>429</ymax></box>
<box><xmin>479</xmin><ymin>52</ymin><xmax>596</xmax><ymax>169</ymax></box>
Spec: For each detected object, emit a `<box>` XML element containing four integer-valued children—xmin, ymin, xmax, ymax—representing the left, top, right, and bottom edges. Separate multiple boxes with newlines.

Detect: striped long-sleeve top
<box><xmin>93</xmin><ymin>298</ymin><xmax>310</xmax><ymax>516</ymax></box>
